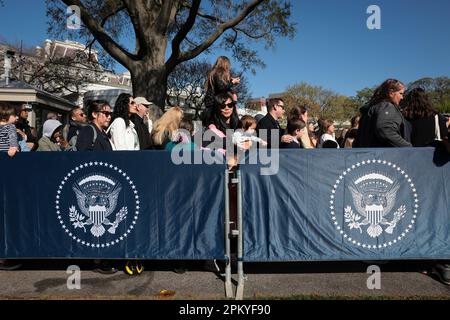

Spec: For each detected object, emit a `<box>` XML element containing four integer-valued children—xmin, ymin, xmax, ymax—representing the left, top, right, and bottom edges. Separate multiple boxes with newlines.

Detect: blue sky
<box><xmin>0</xmin><ymin>0</ymin><xmax>449</xmax><ymax>98</ymax></box>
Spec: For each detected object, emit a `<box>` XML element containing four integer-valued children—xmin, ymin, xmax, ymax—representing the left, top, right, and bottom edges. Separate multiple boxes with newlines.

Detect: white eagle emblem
<box><xmin>70</xmin><ymin>174</ymin><xmax>127</xmax><ymax>238</ymax></box>
<box><xmin>346</xmin><ymin>173</ymin><xmax>406</xmax><ymax>238</ymax></box>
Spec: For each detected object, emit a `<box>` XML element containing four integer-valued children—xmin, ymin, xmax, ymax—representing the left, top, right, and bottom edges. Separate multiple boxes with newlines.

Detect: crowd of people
<box><xmin>1</xmin><ymin>58</ymin><xmax>449</xmax><ymax>158</ymax></box>
<box><xmin>1</xmin><ymin>56</ymin><xmax>450</xmax><ymax>276</ymax></box>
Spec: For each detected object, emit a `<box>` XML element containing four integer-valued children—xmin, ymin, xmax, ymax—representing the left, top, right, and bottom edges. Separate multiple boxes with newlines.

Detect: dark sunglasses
<box><xmin>98</xmin><ymin>111</ymin><xmax>112</xmax><ymax>117</ymax></box>
<box><xmin>220</xmin><ymin>102</ymin><xmax>235</xmax><ymax>110</ymax></box>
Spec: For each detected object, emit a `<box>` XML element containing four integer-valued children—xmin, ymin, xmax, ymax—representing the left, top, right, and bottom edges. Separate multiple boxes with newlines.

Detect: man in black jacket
<box><xmin>131</xmin><ymin>97</ymin><xmax>153</xmax><ymax>150</ymax></box>
<box><xmin>15</xmin><ymin>104</ymin><xmax>39</xmax><ymax>150</ymax></box>
<box><xmin>256</xmin><ymin>98</ymin><xmax>286</xmax><ymax>148</ymax></box>
<box><xmin>66</xmin><ymin>106</ymin><xmax>87</xmax><ymax>141</ymax></box>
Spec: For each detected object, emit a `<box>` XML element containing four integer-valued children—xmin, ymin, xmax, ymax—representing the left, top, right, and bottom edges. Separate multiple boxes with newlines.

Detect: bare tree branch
<box><xmin>178</xmin><ymin>0</ymin><xmax>265</xmax><ymax>63</ymax></box>
<box><xmin>85</xmin><ymin>3</ymin><xmax>126</xmax><ymax>60</ymax></box>
<box><xmin>47</xmin><ymin>0</ymin><xmax>294</xmax><ymax>108</ymax></box>
<box><xmin>156</xmin><ymin>0</ymin><xmax>177</xmax><ymax>35</ymax></box>
<box><xmin>167</xmin><ymin>0</ymin><xmax>201</xmax><ymax>71</ymax></box>
<box><xmin>180</xmin><ymin>1</ymin><xmax>269</xmax><ymax>40</ymax></box>
<box><xmin>121</xmin><ymin>0</ymin><xmax>149</xmax><ymax>56</ymax></box>
<box><xmin>61</xmin><ymin>0</ymin><xmax>135</xmax><ymax>67</ymax></box>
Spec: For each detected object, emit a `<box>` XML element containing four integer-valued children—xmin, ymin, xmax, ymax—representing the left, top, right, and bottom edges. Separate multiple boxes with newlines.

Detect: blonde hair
<box><xmin>152</xmin><ymin>106</ymin><xmax>184</xmax><ymax>146</ymax></box>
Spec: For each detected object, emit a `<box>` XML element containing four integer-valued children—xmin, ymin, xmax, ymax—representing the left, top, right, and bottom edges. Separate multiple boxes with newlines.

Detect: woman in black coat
<box><xmin>76</xmin><ymin>100</ymin><xmax>113</xmax><ymax>151</ymax></box>
<box><xmin>401</xmin><ymin>88</ymin><xmax>448</xmax><ymax>147</ymax></box>
<box><xmin>202</xmin><ymin>91</ymin><xmax>239</xmax><ymax>155</ymax></box>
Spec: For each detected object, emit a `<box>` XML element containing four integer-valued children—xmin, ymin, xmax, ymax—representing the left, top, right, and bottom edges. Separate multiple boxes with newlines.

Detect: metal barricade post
<box><xmin>224</xmin><ymin>170</ymin><xmax>233</xmax><ymax>298</ymax></box>
<box><xmin>235</xmin><ymin>169</ymin><xmax>245</xmax><ymax>300</ymax></box>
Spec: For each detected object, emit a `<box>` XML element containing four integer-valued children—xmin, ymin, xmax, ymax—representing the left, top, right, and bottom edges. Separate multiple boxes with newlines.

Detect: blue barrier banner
<box><xmin>242</xmin><ymin>148</ymin><xmax>450</xmax><ymax>261</ymax></box>
<box><xmin>0</xmin><ymin>151</ymin><xmax>225</xmax><ymax>259</ymax></box>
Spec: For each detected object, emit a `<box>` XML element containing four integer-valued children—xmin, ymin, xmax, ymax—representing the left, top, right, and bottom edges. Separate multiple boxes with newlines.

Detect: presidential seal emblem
<box><xmin>56</xmin><ymin>162</ymin><xmax>140</xmax><ymax>248</ymax></box>
<box><xmin>330</xmin><ymin>160</ymin><xmax>419</xmax><ymax>249</ymax></box>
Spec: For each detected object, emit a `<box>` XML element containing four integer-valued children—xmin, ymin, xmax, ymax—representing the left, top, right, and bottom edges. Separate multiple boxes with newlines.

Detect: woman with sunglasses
<box><xmin>74</xmin><ymin>99</ymin><xmax>117</xmax><ymax>274</ymax></box>
<box><xmin>76</xmin><ymin>100</ymin><xmax>114</xmax><ymax>151</ymax></box>
<box><xmin>108</xmin><ymin>93</ymin><xmax>140</xmax><ymax>150</ymax></box>
<box><xmin>202</xmin><ymin>91</ymin><xmax>239</xmax><ymax>155</ymax></box>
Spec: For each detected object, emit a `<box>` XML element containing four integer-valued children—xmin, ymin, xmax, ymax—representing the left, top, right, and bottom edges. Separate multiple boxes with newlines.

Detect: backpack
<box><xmin>66</xmin><ymin>124</ymin><xmax>97</xmax><ymax>151</ymax></box>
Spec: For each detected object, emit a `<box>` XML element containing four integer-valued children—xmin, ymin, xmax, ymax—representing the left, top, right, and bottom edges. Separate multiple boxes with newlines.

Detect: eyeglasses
<box><xmin>220</xmin><ymin>103</ymin><xmax>235</xmax><ymax>110</ymax></box>
<box><xmin>98</xmin><ymin>111</ymin><xmax>112</xmax><ymax>117</ymax></box>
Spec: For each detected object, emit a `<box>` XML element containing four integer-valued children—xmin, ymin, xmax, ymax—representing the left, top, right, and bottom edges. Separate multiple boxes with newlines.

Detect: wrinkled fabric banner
<box><xmin>0</xmin><ymin>151</ymin><xmax>225</xmax><ymax>259</ymax></box>
<box><xmin>242</xmin><ymin>148</ymin><xmax>450</xmax><ymax>261</ymax></box>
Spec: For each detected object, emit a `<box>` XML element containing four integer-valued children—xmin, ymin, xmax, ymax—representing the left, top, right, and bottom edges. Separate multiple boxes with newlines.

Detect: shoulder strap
<box><xmin>62</xmin><ymin>124</ymin><xmax>70</xmax><ymax>141</ymax></box>
<box><xmin>88</xmin><ymin>124</ymin><xmax>98</xmax><ymax>147</ymax></box>
<box><xmin>106</xmin><ymin>118</ymin><xmax>120</xmax><ymax>134</ymax></box>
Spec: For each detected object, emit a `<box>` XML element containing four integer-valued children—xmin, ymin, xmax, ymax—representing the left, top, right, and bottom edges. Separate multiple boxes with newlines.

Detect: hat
<box><xmin>134</xmin><ymin>97</ymin><xmax>153</xmax><ymax>106</ymax></box>
<box><xmin>21</xmin><ymin>103</ymin><xmax>33</xmax><ymax>111</ymax></box>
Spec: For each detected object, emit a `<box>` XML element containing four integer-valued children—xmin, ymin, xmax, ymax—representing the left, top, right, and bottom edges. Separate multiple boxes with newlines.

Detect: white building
<box><xmin>0</xmin><ymin>40</ymin><xmax>133</xmax><ymax>107</ymax></box>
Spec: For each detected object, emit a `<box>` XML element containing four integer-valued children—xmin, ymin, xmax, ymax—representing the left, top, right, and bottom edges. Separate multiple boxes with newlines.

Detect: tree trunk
<box><xmin>130</xmin><ymin>30</ymin><xmax>169</xmax><ymax>112</ymax></box>
<box><xmin>131</xmin><ymin>63</ymin><xmax>168</xmax><ymax>112</ymax></box>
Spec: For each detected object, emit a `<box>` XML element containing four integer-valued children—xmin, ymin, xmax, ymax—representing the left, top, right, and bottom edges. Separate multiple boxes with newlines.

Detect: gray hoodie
<box><xmin>37</xmin><ymin>120</ymin><xmax>63</xmax><ymax>151</ymax></box>
<box><xmin>42</xmin><ymin>119</ymin><xmax>63</xmax><ymax>138</ymax></box>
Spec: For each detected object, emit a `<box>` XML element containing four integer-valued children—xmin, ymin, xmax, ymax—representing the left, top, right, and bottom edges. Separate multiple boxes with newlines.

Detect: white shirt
<box><xmin>108</xmin><ymin>117</ymin><xmax>140</xmax><ymax>150</ymax></box>
<box><xmin>319</xmin><ymin>133</ymin><xmax>339</xmax><ymax>148</ymax></box>
<box><xmin>232</xmin><ymin>130</ymin><xmax>264</xmax><ymax>149</ymax></box>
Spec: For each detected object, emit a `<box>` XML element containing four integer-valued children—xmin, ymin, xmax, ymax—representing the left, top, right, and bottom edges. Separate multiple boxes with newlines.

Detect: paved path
<box><xmin>1</xmin><ymin>260</ymin><xmax>449</xmax><ymax>299</ymax></box>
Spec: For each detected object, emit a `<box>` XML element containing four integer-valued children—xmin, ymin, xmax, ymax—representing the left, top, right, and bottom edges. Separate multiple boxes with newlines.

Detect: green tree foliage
<box><xmin>352</xmin><ymin>87</ymin><xmax>375</xmax><ymax>109</ymax></box>
<box><xmin>408</xmin><ymin>77</ymin><xmax>450</xmax><ymax>114</ymax></box>
<box><xmin>284</xmin><ymin>82</ymin><xmax>359</xmax><ymax>123</ymax></box>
